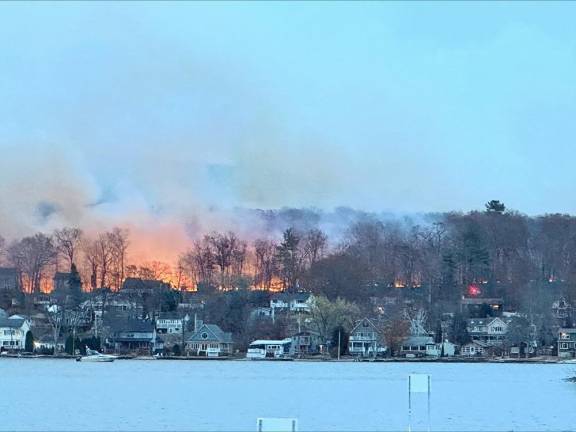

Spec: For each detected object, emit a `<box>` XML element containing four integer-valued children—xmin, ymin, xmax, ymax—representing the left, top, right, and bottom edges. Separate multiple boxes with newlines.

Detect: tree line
<box><xmin>2</xmin><ymin>201</ymin><xmax>576</xmax><ymax>313</ymax></box>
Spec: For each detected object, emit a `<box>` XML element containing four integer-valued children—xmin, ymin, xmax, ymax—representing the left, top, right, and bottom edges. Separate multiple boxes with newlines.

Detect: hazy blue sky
<box><xmin>1</xmin><ymin>1</ymin><xmax>576</xmax><ymax>235</ymax></box>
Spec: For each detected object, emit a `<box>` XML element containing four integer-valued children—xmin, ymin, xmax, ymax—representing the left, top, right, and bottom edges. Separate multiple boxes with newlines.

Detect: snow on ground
<box><xmin>1</xmin><ymin>359</ymin><xmax>575</xmax><ymax>431</ymax></box>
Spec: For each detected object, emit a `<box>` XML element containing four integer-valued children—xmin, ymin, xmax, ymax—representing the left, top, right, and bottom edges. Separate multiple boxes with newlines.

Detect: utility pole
<box><xmin>337</xmin><ymin>329</ymin><xmax>341</xmax><ymax>361</ymax></box>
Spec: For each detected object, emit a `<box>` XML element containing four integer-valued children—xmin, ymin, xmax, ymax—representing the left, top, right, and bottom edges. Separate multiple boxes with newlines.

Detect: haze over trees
<box><xmin>2</xmin><ymin>202</ymin><xmax>576</xmax><ymax>323</ymax></box>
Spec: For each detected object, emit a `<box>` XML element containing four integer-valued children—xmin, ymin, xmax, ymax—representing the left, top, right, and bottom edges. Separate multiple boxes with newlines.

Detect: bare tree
<box><xmin>302</xmin><ymin>228</ymin><xmax>328</xmax><ymax>268</ymax></box>
<box><xmin>46</xmin><ymin>304</ymin><xmax>64</xmax><ymax>355</ymax></box>
<box><xmin>53</xmin><ymin>227</ymin><xmax>83</xmax><ymax>271</ymax></box>
<box><xmin>108</xmin><ymin>227</ymin><xmax>129</xmax><ymax>290</ymax></box>
<box><xmin>7</xmin><ymin>233</ymin><xmax>56</xmax><ymax>293</ymax></box>
<box><xmin>254</xmin><ymin>239</ymin><xmax>277</xmax><ymax>289</ymax></box>
<box><xmin>82</xmin><ymin>238</ymin><xmax>99</xmax><ymax>290</ymax></box>
<box><xmin>96</xmin><ymin>233</ymin><xmax>114</xmax><ymax>289</ymax></box>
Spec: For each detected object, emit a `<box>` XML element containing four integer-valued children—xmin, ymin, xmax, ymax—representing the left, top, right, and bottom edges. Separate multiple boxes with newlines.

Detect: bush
<box><xmin>172</xmin><ymin>344</ymin><xmax>181</xmax><ymax>356</ymax></box>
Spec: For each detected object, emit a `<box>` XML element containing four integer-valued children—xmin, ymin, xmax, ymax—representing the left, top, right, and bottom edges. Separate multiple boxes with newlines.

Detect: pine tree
<box><xmin>24</xmin><ymin>331</ymin><xmax>34</xmax><ymax>352</ymax></box>
<box><xmin>67</xmin><ymin>263</ymin><xmax>83</xmax><ymax>308</ymax></box>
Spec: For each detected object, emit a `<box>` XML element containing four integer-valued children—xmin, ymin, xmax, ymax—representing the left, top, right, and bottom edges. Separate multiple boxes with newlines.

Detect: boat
<box><xmin>76</xmin><ymin>348</ymin><xmax>116</xmax><ymax>362</ymax></box>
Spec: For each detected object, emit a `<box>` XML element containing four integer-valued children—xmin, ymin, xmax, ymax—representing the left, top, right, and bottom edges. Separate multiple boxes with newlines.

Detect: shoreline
<box><xmin>1</xmin><ymin>353</ymin><xmax>572</xmax><ymax>364</ymax></box>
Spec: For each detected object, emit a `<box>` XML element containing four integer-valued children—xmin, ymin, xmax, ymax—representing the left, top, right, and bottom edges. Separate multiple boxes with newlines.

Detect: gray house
<box><xmin>558</xmin><ymin>328</ymin><xmax>576</xmax><ymax>358</ymax></box>
<box><xmin>105</xmin><ymin>316</ymin><xmax>160</xmax><ymax>354</ymax></box>
<box><xmin>0</xmin><ymin>268</ymin><xmax>20</xmax><ymax>291</ymax></box>
<box><xmin>186</xmin><ymin>321</ymin><xmax>233</xmax><ymax>357</ymax></box>
<box><xmin>290</xmin><ymin>331</ymin><xmax>322</xmax><ymax>356</ymax></box>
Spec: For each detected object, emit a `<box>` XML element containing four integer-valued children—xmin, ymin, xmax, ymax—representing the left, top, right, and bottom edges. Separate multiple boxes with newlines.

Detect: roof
<box><xmin>53</xmin><ymin>272</ymin><xmax>71</xmax><ymax>280</ymax></box>
<box><xmin>104</xmin><ymin>315</ymin><xmax>155</xmax><ymax>333</ymax></box>
<box><xmin>0</xmin><ymin>267</ymin><xmax>18</xmax><ymax>277</ymax></box>
<box><xmin>461</xmin><ymin>297</ymin><xmax>504</xmax><ymax>305</ymax></box>
<box><xmin>121</xmin><ymin>278</ymin><xmax>170</xmax><ymax>291</ymax></box>
<box><xmin>0</xmin><ymin>317</ymin><xmax>27</xmax><ymax>328</ymax></box>
<box><xmin>188</xmin><ymin>323</ymin><xmax>233</xmax><ymax>344</ymax></box>
<box><xmin>271</xmin><ymin>292</ymin><xmax>311</xmax><ymax>302</ymax></box>
<box><xmin>463</xmin><ymin>340</ymin><xmax>491</xmax><ymax>348</ymax></box>
<box><xmin>467</xmin><ymin>317</ymin><xmax>511</xmax><ymax>328</ymax></box>
<box><xmin>403</xmin><ymin>336</ymin><xmax>434</xmax><ymax>346</ymax></box>
<box><xmin>157</xmin><ymin>312</ymin><xmax>181</xmax><ymax>320</ymax></box>
<box><xmin>250</xmin><ymin>339</ymin><xmax>291</xmax><ymax>346</ymax></box>
<box><xmin>351</xmin><ymin>317</ymin><xmax>379</xmax><ymax>333</ymax></box>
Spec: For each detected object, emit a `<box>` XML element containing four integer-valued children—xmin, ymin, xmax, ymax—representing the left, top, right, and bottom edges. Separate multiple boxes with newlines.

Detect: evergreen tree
<box><xmin>485</xmin><ymin>200</ymin><xmax>506</xmax><ymax>214</ymax></box>
<box><xmin>276</xmin><ymin>228</ymin><xmax>301</xmax><ymax>291</ymax></box>
<box><xmin>67</xmin><ymin>263</ymin><xmax>83</xmax><ymax>308</ymax></box>
<box><xmin>24</xmin><ymin>331</ymin><xmax>34</xmax><ymax>352</ymax></box>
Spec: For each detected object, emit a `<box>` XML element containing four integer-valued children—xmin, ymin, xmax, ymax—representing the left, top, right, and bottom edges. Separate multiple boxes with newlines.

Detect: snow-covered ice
<box><xmin>1</xmin><ymin>359</ymin><xmax>575</xmax><ymax>431</ymax></box>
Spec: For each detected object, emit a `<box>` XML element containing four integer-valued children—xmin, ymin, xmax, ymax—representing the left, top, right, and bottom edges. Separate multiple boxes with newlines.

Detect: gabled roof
<box><xmin>187</xmin><ymin>323</ymin><xmax>232</xmax><ymax>343</ymax></box>
<box><xmin>0</xmin><ymin>317</ymin><xmax>27</xmax><ymax>329</ymax></box>
<box><xmin>351</xmin><ymin>317</ymin><xmax>379</xmax><ymax>334</ymax></box>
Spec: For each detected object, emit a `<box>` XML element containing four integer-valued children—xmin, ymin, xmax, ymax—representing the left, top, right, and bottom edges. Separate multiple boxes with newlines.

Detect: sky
<box><xmin>1</xmin><ymin>1</ymin><xmax>576</xmax><ymax>240</ymax></box>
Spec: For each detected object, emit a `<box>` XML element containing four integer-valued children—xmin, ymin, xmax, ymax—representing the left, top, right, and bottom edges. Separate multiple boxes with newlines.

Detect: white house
<box><xmin>155</xmin><ymin>312</ymin><xmax>185</xmax><ymax>335</ymax></box>
<box><xmin>460</xmin><ymin>340</ymin><xmax>490</xmax><ymax>357</ymax></box>
<box><xmin>0</xmin><ymin>314</ymin><xmax>31</xmax><ymax>351</ymax></box>
<box><xmin>247</xmin><ymin>339</ymin><xmax>292</xmax><ymax>359</ymax></box>
<box><xmin>270</xmin><ymin>292</ymin><xmax>314</xmax><ymax>313</ymax></box>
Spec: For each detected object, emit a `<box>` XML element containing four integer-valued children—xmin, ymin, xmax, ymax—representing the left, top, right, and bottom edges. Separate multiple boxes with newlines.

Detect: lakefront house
<box><xmin>0</xmin><ymin>311</ymin><xmax>31</xmax><ymax>352</ymax></box>
<box><xmin>558</xmin><ymin>328</ymin><xmax>576</xmax><ymax>358</ymax></box>
<box><xmin>186</xmin><ymin>320</ymin><xmax>233</xmax><ymax>357</ymax></box>
<box><xmin>348</xmin><ymin>318</ymin><xmax>385</xmax><ymax>357</ymax></box>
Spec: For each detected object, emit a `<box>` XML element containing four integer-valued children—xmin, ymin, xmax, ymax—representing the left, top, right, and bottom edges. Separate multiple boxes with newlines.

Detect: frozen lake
<box><xmin>1</xmin><ymin>359</ymin><xmax>575</xmax><ymax>431</ymax></box>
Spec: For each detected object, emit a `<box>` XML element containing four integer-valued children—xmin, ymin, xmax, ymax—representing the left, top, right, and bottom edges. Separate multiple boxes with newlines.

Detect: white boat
<box><xmin>76</xmin><ymin>348</ymin><xmax>116</xmax><ymax>362</ymax></box>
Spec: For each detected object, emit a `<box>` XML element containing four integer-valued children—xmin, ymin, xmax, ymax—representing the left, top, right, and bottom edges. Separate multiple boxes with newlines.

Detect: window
<box><xmin>561</xmin><ymin>343</ymin><xmax>569</xmax><ymax>349</ymax></box>
<box><xmin>561</xmin><ymin>333</ymin><xmax>571</xmax><ymax>340</ymax></box>
<box><xmin>201</xmin><ymin>332</ymin><xmax>209</xmax><ymax>340</ymax></box>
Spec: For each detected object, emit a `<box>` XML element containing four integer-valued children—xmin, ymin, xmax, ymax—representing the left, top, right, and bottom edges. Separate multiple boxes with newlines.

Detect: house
<box><xmin>552</xmin><ymin>298</ymin><xmax>572</xmax><ymax>320</ymax></box>
<box><xmin>155</xmin><ymin>312</ymin><xmax>184</xmax><ymax>335</ymax></box>
<box><xmin>247</xmin><ymin>339</ymin><xmax>292</xmax><ymax>359</ymax></box>
<box><xmin>250</xmin><ymin>307</ymin><xmax>273</xmax><ymax>320</ymax></box>
<box><xmin>0</xmin><ymin>268</ymin><xmax>20</xmax><ymax>291</ymax></box>
<box><xmin>348</xmin><ymin>318</ymin><xmax>385</xmax><ymax>357</ymax></box>
<box><xmin>558</xmin><ymin>328</ymin><xmax>576</xmax><ymax>358</ymax></box>
<box><xmin>53</xmin><ymin>272</ymin><xmax>71</xmax><ymax>292</ymax></box>
<box><xmin>290</xmin><ymin>331</ymin><xmax>322</xmax><ymax>356</ymax></box>
<box><xmin>121</xmin><ymin>278</ymin><xmax>171</xmax><ymax>295</ymax></box>
<box><xmin>105</xmin><ymin>317</ymin><xmax>159</xmax><ymax>354</ymax></box>
<box><xmin>34</xmin><ymin>333</ymin><xmax>65</xmax><ymax>353</ymax></box>
<box><xmin>460</xmin><ymin>340</ymin><xmax>490</xmax><ymax>357</ymax></box>
<box><xmin>400</xmin><ymin>335</ymin><xmax>435</xmax><ymax>357</ymax></box>
<box><xmin>0</xmin><ymin>314</ymin><xmax>31</xmax><ymax>351</ymax></box>
<box><xmin>186</xmin><ymin>321</ymin><xmax>233</xmax><ymax>357</ymax></box>
<box><xmin>425</xmin><ymin>341</ymin><xmax>456</xmax><ymax>357</ymax></box>
<box><xmin>270</xmin><ymin>292</ymin><xmax>314</xmax><ymax>313</ymax></box>
<box><xmin>466</xmin><ymin>317</ymin><xmax>510</xmax><ymax>346</ymax></box>
<box><xmin>460</xmin><ymin>297</ymin><xmax>503</xmax><ymax>317</ymax></box>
